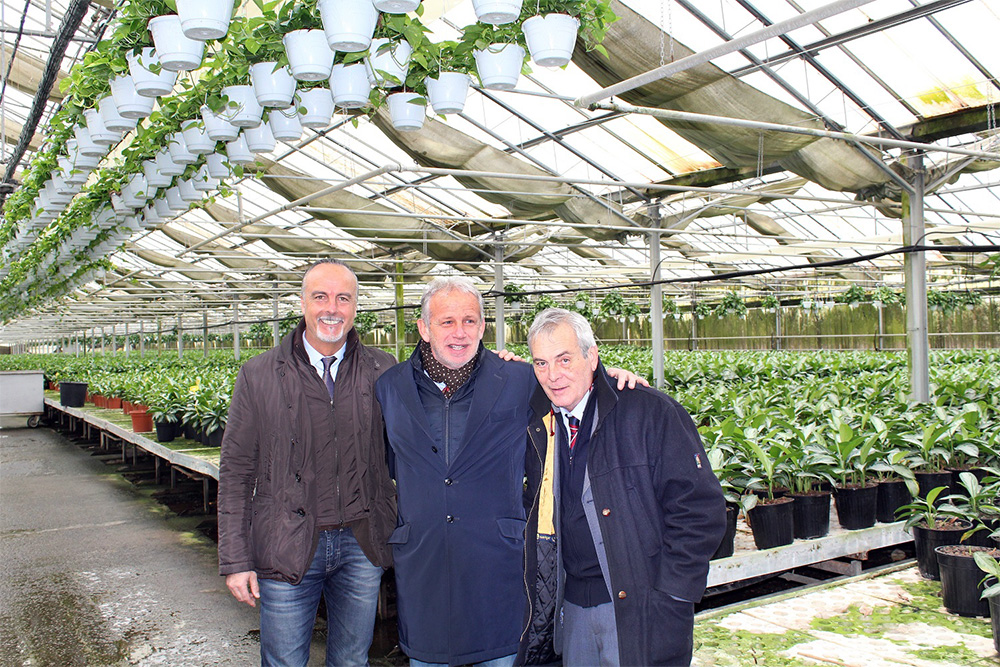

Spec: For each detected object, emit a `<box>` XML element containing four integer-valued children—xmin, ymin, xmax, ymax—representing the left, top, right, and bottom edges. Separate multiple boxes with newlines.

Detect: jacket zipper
<box><xmin>520</xmin><ymin>425</ymin><xmax>546</xmax><ymax>648</ymax></box>
<box><xmin>443</xmin><ymin>395</ymin><xmax>451</xmax><ymax>466</ymax></box>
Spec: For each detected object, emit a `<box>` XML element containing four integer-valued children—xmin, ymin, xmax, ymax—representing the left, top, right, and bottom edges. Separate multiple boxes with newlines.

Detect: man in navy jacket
<box><xmin>519</xmin><ymin>308</ymin><xmax>725</xmax><ymax>666</ymax></box>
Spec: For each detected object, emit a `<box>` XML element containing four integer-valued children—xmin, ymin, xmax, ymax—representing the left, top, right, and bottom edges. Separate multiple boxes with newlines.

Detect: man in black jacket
<box><xmin>218</xmin><ymin>259</ymin><xmax>397</xmax><ymax>667</ymax></box>
<box><xmin>520</xmin><ymin>308</ymin><xmax>725</xmax><ymax>666</ymax></box>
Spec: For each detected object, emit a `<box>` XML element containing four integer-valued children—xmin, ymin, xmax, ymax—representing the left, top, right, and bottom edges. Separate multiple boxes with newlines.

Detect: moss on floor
<box><xmin>694</xmin><ymin>625</ymin><xmax>814</xmax><ymax>666</ymax></box>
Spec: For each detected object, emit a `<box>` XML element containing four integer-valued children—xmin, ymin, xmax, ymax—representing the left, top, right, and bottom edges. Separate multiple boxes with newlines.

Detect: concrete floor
<box><xmin>0</xmin><ymin>425</ymin><xmax>265</xmax><ymax>666</ymax></box>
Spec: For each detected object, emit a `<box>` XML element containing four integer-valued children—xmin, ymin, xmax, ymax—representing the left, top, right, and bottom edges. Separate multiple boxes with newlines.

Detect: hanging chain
<box><xmin>757</xmin><ymin>132</ymin><xmax>764</xmax><ymax>180</ymax></box>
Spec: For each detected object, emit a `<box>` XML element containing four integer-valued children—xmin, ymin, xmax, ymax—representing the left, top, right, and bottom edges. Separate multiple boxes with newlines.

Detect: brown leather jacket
<box><xmin>218</xmin><ymin>322</ymin><xmax>397</xmax><ymax>583</ymax></box>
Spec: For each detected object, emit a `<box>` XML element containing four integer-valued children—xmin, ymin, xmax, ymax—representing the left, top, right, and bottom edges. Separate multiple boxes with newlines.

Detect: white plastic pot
<box><xmin>110</xmin><ymin>75</ymin><xmax>156</xmax><ymax>119</ymax></box>
<box><xmin>471</xmin><ymin>0</ymin><xmax>523</xmax><ymax>25</ymax></box>
<box><xmin>143</xmin><ymin>158</ymin><xmax>173</xmax><ymax>188</ymax></box>
<box><xmin>268</xmin><ymin>109</ymin><xmax>303</xmax><ymax>141</ymax></box>
<box><xmin>52</xmin><ymin>174</ymin><xmax>77</xmax><ymax>196</ymax></box>
<box><xmin>224</xmin><ymin>135</ymin><xmax>257</xmax><ymax>165</ymax></box>
<box><xmin>319</xmin><ymin>0</ymin><xmax>378</xmax><ymax>52</ymax></box>
<box><xmin>201</xmin><ymin>104</ymin><xmax>240</xmax><ymax>142</ymax></box>
<box><xmin>148</xmin><ymin>15</ymin><xmax>206</xmax><ymax>71</ymax></box>
<box><xmin>73</xmin><ymin>125</ymin><xmax>107</xmax><ymax>158</ymax></box>
<box><xmin>57</xmin><ymin>158</ymin><xmax>87</xmax><ymax>185</ymax></box>
<box><xmin>121</xmin><ymin>172</ymin><xmax>151</xmax><ymax>208</ymax></box>
<box><xmin>177</xmin><ymin>178</ymin><xmax>202</xmax><ymax>203</ymax></box>
<box><xmin>66</xmin><ymin>139</ymin><xmax>102</xmax><ymax>170</ymax></box>
<box><xmin>164</xmin><ymin>186</ymin><xmax>189</xmax><ymax>213</ymax></box>
<box><xmin>167</xmin><ymin>132</ymin><xmax>199</xmax><ymax>164</ymax></box>
<box><xmin>522</xmin><ymin>14</ymin><xmax>579</xmax><ymax>67</ymax></box>
<box><xmin>284</xmin><ymin>29</ymin><xmax>335</xmax><ymax>81</ymax></box>
<box><xmin>192</xmin><ymin>165</ymin><xmax>220</xmax><ymax>192</ymax></box>
<box><xmin>297</xmin><ymin>87</ymin><xmax>335</xmax><ymax>128</ymax></box>
<box><xmin>473</xmin><ymin>43</ymin><xmax>525</xmax><ymax>90</ymax></box>
<box><xmin>387</xmin><ymin>92</ymin><xmax>425</xmax><ymax>131</ymax></box>
<box><xmin>84</xmin><ymin>108</ymin><xmax>122</xmax><ymax>146</ymax></box>
<box><xmin>45</xmin><ymin>179</ymin><xmax>74</xmax><ymax>203</ymax></box>
<box><xmin>244</xmin><ymin>121</ymin><xmax>276</xmax><ymax>153</ymax></box>
<box><xmin>155</xmin><ymin>148</ymin><xmax>185</xmax><ymax>177</ymax></box>
<box><xmin>330</xmin><ymin>63</ymin><xmax>371</xmax><ymax>109</ymax></box>
<box><xmin>99</xmin><ymin>95</ymin><xmax>137</xmax><ymax>133</ymax></box>
<box><xmin>181</xmin><ymin>120</ymin><xmax>216</xmax><ymax>154</ymax></box>
<box><xmin>143</xmin><ymin>203</ymin><xmax>164</xmax><ymax>226</ymax></box>
<box><xmin>127</xmin><ymin>48</ymin><xmax>178</xmax><ymax>97</ymax></box>
<box><xmin>111</xmin><ymin>192</ymin><xmax>131</xmax><ymax>217</ymax></box>
<box><xmin>373</xmin><ymin>0</ymin><xmax>420</xmax><ymax>12</ymax></box>
<box><xmin>205</xmin><ymin>153</ymin><xmax>231</xmax><ymax>179</ymax></box>
<box><xmin>365</xmin><ymin>38</ymin><xmax>411</xmax><ymax>88</ymax></box>
<box><xmin>176</xmin><ymin>0</ymin><xmax>234</xmax><ymax>41</ymax></box>
<box><xmin>251</xmin><ymin>62</ymin><xmax>297</xmax><ymax>108</ymax></box>
<box><xmin>221</xmin><ymin>85</ymin><xmax>264</xmax><ymax>128</ymax></box>
<box><xmin>153</xmin><ymin>197</ymin><xmax>175</xmax><ymax>218</ymax></box>
<box><xmin>121</xmin><ymin>185</ymin><xmax>147</xmax><ymax>209</ymax></box>
<box><xmin>425</xmin><ymin>72</ymin><xmax>470</xmax><ymax>115</ymax></box>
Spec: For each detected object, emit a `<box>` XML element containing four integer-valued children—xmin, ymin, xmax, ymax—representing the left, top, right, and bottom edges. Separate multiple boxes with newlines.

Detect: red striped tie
<box><xmin>568</xmin><ymin>415</ymin><xmax>580</xmax><ymax>450</ymax></box>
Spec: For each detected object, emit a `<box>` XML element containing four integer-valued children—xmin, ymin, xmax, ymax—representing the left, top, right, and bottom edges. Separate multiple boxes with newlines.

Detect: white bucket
<box><xmin>269</xmin><ymin>109</ymin><xmax>304</xmax><ymax>141</ymax></box>
<box><xmin>244</xmin><ymin>121</ymin><xmax>276</xmax><ymax>153</ymax></box>
<box><xmin>297</xmin><ymin>87</ymin><xmax>335</xmax><ymax>128</ymax></box>
<box><xmin>201</xmin><ymin>104</ymin><xmax>239</xmax><ymax>142</ymax></box>
<box><xmin>425</xmin><ymin>72</ymin><xmax>470</xmax><ymax>115</ymax></box>
<box><xmin>205</xmin><ymin>152</ymin><xmax>231</xmax><ymax>179</ymax></box>
<box><xmin>473</xmin><ymin>43</ymin><xmax>525</xmax><ymax>90</ymax></box>
<box><xmin>225</xmin><ymin>134</ymin><xmax>257</xmax><ymax>165</ymax></box>
<box><xmin>181</xmin><ymin>120</ymin><xmax>216</xmax><ymax>154</ymax></box>
<box><xmin>222</xmin><ymin>85</ymin><xmax>264</xmax><ymax>128</ymax></box>
<box><xmin>387</xmin><ymin>92</ymin><xmax>425</xmax><ymax>131</ymax></box>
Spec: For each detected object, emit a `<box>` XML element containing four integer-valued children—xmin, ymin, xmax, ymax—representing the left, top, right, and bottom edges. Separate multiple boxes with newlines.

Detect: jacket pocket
<box><xmin>497</xmin><ymin>517</ymin><xmax>527</xmax><ymax>543</ymax></box>
<box><xmin>387</xmin><ymin>523</ymin><xmax>410</xmax><ymax>545</ymax></box>
<box><xmin>645</xmin><ymin>589</ymin><xmax>694</xmax><ymax>665</ymax></box>
<box><xmin>249</xmin><ymin>496</ymin><xmax>275</xmax><ymax>571</ymax></box>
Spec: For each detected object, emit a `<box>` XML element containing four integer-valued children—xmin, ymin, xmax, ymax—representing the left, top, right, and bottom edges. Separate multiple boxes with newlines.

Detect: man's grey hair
<box><xmin>528</xmin><ymin>308</ymin><xmax>596</xmax><ymax>356</ymax></box>
<box><xmin>301</xmin><ymin>259</ymin><xmax>357</xmax><ymax>298</ymax></box>
<box><xmin>421</xmin><ymin>276</ymin><xmax>484</xmax><ymax>323</ymax></box>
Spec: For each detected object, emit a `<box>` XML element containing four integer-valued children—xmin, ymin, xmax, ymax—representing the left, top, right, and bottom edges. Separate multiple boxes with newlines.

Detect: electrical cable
<box><xmin>0</xmin><ymin>0</ymin><xmax>33</xmax><ymax>108</ymax></box>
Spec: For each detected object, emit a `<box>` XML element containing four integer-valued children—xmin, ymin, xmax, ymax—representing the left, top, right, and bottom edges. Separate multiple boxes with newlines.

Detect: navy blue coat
<box><xmin>520</xmin><ymin>364</ymin><xmax>726</xmax><ymax>666</ymax></box>
<box><xmin>376</xmin><ymin>347</ymin><xmax>536</xmax><ymax>666</ymax></box>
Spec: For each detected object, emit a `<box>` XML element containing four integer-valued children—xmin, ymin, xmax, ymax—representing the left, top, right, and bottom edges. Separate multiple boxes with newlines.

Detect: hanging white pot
<box><xmin>66</xmin><ymin>139</ymin><xmax>102</xmax><ymax>170</ymax></box>
<box><xmin>373</xmin><ymin>0</ymin><xmax>420</xmax><ymax>13</ymax></box>
<box><xmin>318</xmin><ymin>0</ymin><xmax>378</xmax><ymax>52</ymax></box>
<box><xmin>221</xmin><ymin>85</ymin><xmax>264</xmax><ymax>128</ymax></box>
<box><xmin>387</xmin><ymin>92</ymin><xmax>425</xmax><ymax>131</ymax></box>
<box><xmin>205</xmin><ymin>152</ymin><xmax>231</xmax><ymax>179</ymax></box>
<box><xmin>177</xmin><ymin>178</ymin><xmax>203</xmax><ymax>203</ymax></box>
<box><xmin>84</xmin><ymin>108</ymin><xmax>121</xmax><ymax>146</ymax></box>
<box><xmin>201</xmin><ymin>104</ymin><xmax>239</xmax><ymax>142</ymax></box>
<box><xmin>164</xmin><ymin>186</ymin><xmax>189</xmax><ymax>213</ymax></box>
<box><xmin>110</xmin><ymin>75</ymin><xmax>156</xmax><ymax>119</ymax></box>
<box><xmin>225</xmin><ymin>134</ymin><xmax>257</xmax><ymax>165</ymax></box>
<box><xmin>473</xmin><ymin>43</ymin><xmax>525</xmax><ymax>90</ymax></box>
<box><xmin>167</xmin><ymin>132</ymin><xmax>199</xmax><ymax>164</ymax></box>
<box><xmin>154</xmin><ymin>148</ymin><xmax>185</xmax><ymax>177</ymax></box>
<box><xmin>127</xmin><ymin>48</ymin><xmax>178</xmax><ymax>98</ymax></box>
<box><xmin>143</xmin><ymin>203</ymin><xmax>164</xmax><ymax>226</ymax></box>
<box><xmin>425</xmin><ymin>72</ymin><xmax>470</xmax><ymax>115</ymax></box>
<box><xmin>192</xmin><ymin>165</ymin><xmax>220</xmax><ymax>192</ymax></box>
<box><xmin>250</xmin><ymin>62</ymin><xmax>297</xmax><ymax>108</ymax></box>
<box><xmin>51</xmin><ymin>173</ymin><xmax>77</xmax><ymax>196</ymax></box>
<box><xmin>148</xmin><ymin>15</ymin><xmax>206</xmax><ymax>71</ymax></box>
<box><xmin>330</xmin><ymin>63</ymin><xmax>371</xmax><ymax>109</ymax></box>
<box><xmin>522</xmin><ymin>14</ymin><xmax>579</xmax><ymax>68</ymax></box>
<box><xmin>471</xmin><ymin>0</ymin><xmax>523</xmax><ymax>25</ymax></box>
<box><xmin>268</xmin><ymin>109</ymin><xmax>303</xmax><ymax>141</ymax></box>
<box><xmin>365</xmin><ymin>38</ymin><xmax>412</xmax><ymax>88</ymax></box>
<box><xmin>57</xmin><ymin>157</ymin><xmax>86</xmax><ymax>185</ymax></box>
<box><xmin>139</xmin><ymin>210</ymin><xmax>160</xmax><ymax>229</ymax></box>
<box><xmin>121</xmin><ymin>172</ymin><xmax>152</xmax><ymax>208</ymax></box>
<box><xmin>153</xmin><ymin>197</ymin><xmax>175</xmax><ymax>219</ymax></box>
<box><xmin>297</xmin><ymin>87</ymin><xmax>335</xmax><ymax>128</ymax></box>
<box><xmin>121</xmin><ymin>185</ymin><xmax>148</xmax><ymax>209</ymax></box>
<box><xmin>284</xmin><ymin>29</ymin><xmax>335</xmax><ymax>81</ymax></box>
<box><xmin>73</xmin><ymin>125</ymin><xmax>107</xmax><ymax>158</ymax></box>
<box><xmin>46</xmin><ymin>178</ymin><xmax>74</xmax><ymax>203</ymax></box>
<box><xmin>143</xmin><ymin>158</ymin><xmax>173</xmax><ymax>188</ymax></box>
<box><xmin>180</xmin><ymin>120</ymin><xmax>216</xmax><ymax>154</ymax></box>
<box><xmin>176</xmin><ymin>0</ymin><xmax>234</xmax><ymax>41</ymax></box>
<box><xmin>244</xmin><ymin>121</ymin><xmax>276</xmax><ymax>153</ymax></box>
<box><xmin>99</xmin><ymin>95</ymin><xmax>138</xmax><ymax>133</ymax></box>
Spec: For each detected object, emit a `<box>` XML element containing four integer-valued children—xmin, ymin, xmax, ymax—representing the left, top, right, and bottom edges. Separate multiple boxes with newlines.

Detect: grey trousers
<box><xmin>562</xmin><ymin>600</ymin><xmax>620</xmax><ymax>667</ymax></box>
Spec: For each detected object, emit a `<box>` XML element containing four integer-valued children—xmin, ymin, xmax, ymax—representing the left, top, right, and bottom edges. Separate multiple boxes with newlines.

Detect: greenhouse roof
<box><xmin>1</xmin><ymin>0</ymin><xmax>999</xmax><ymax>341</ymax></box>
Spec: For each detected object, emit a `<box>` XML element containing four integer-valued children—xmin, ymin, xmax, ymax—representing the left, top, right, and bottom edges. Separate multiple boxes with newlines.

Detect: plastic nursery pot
<box><xmin>387</xmin><ymin>92</ymin><xmax>425</xmax><ymax>132</ymax></box>
<box><xmin>373</xmin><ymin>0</ymin><xmax>419</xmax><ymax>12</ymax></box>
<box><xmin>473</xmin><ymin>43</ymin><xmax>525</xmax><ymax>91</ymax></box>
<box><xmin>935</xmin><ymin>545</ymin><xmax>1000</xmax><ymax>617</ymax></box>
<box><xmin>522</xmin><ymin>14</ymin><xmax>580</xmax><ymax>68</ymax></box>
<box><xmin>207</xmin><ymin>427</ymin><xmax>225</xmax><ymax>448</ymax></box>
<box><xmin>747</xmin><ymin>497</ymin><xmax>795</xmax><ymax>550</ymax></box>
<box><xmin>833</xmin><ymin>484</ymin><xmax>878</xmax><ymax>530</ymax></box>
<box><xmin>168</xmin><ymin>132</ymin><xmax>199</xmax><ymax>164</ymax></box>
<box><xmin>296</xmin><ymin>87</ymin><xmax>335</xmax><ymax>129</ymax></box>
<box><xmin>128</xmin><ymin>48</ymin><xmax>177</xmax><ymax>98</ymax></box>
<box><xmin>110</xmin><ymin>75</ymin><xmax>156</xmax><ymax>119</ymax></box>
<box><xmin>711</xmin><ymin>505</ymin><xmax>739</xmax><ymax>560</ymax></box>
<box><xmin>130</xmin><ymin>409</ymin><xmax>154</xmax><ymax>433</ymax></box>
<box><xmin>912</xmin><ymin>520</ymin><xmax>973</xmax><ymax>580</ymax></box>
<box><xmin>244</xmin><ymin>121</ymin><xmax>276</xmax><ymax>153</ymax></box>
<box><xmin>876</xmin><ymin>479</ymin><xmax>912</xmax><ymax>523</ymax></box>
<box><xmin>365</xmin><ymin>38</ymin><xmax>412</xmax><ymax>88</ymax></box>
<box><xmin>59</xmin><ymin>381</ymin><xmax>88</xmax><ymax>408</ymax></box>
<box><xmin>250</xmin><ymin>62</ymin><xmax>297</xmax><ymax>109</ymax></box>
<box><xmin>99</xmin><ymin>95</ymin><xmax>138</xmax><ymax>133</ymax></box>
<box><xmin>180</xmin><ymin>121</ymin><xmax>216</xmax><ymax>154</ymax></box>
<box><xmin>790</xmin><ymin>491</ymin><xmax>831</xmax><ymax>540</ymax></box>
<box><xmin>201</xmin><ymin>104</ymin><xmax>240</xmax><ymax>142</ymax></box>
<box><xmin>425</xmin><ymin>72</ymin><xmax>470</xmax><ymax>115</ymax></box>
<box><xmin>318</xmin><ymin>0</ymin><xmax>378</xmax><ymax>52</ymax></box>
<box><xmin>176</xmin><ymin>0</ymin><xmax>234</xmax><ymax>41</ymax></box>
<box><xmin>154</xmin><ymin>419</ymin><xmax>177</xmax><ymax>443</ymax></box>
<box><xmin>990</xmin><ymin>595</ymin><xmax>1000</xmax><ymax>652</ymax></box>
<box><xmin>148</xmin><ymin>15</ymin><xmax>206</xmax><ymax>72</ymax></box>
<box><xmin>915</xmin><ymin>471</ymin><xmax>952</xmax><ymax>501</ymax></box>
<box><xmin>221</xmin><ymin>85</ymin><xmax>264</xmax><ymax>128</ymax></box>
<box><xmin>471</xmin><ymin>0</ymin><xmax>523</xmax><ymax>25</ymax></box>
<box><xmin>283</xmin><ymin>29</ymin><xmax>334</xmax><ymax>82</ymax></box>
<box><xmin>330</xmin><ymin>63</ymin><xmax>371</xmax><ymax>109</ymax></box>
<box><xmin>268</xmin><ymin>109</ymin><xmax>303</xmax><ymax>142</ymax></box>
<box><xmin>84</xmin><ymin>108</ymin><xmax>122</xmax><ymax>146</ymax></box>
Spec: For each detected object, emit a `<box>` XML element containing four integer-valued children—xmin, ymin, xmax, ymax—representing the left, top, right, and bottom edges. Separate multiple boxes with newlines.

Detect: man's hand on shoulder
<box><xmin>226</xmin><ymin>571</ymin><xmax>260</xmax><ymax>607</ymax></box>
<box><xmin>607</xmin><ymin>367</ymin><xmax>650</xmax><ymax>390</ymax></box>
<box><xmin>495</xmin><ymin>348</ymin><xmax>526</xmax><ymax>363</ymax></box>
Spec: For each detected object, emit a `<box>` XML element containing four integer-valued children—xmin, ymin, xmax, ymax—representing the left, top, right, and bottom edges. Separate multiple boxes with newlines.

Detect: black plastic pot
<box><xmin>915</xmin><ymin>471</ymin><xmax>952</xmax><ymax>502</ymax></box>
<box><xmin>712</xmin><ymin>505</ymin><xmax>739</xmax><ymax>560</ymax></box>
<box><xmin>182</xmin><ymin>422</ymin><xmax>198</xmax><ymax>441</ymax></box>
<box><xmin>59</xmin><ymin>381</ymin><xmax>88</xmax><ymax>408</ymax></box>
<box><xmin>154</xmin><ymin>419</ymin><xmax>176</xmax><ymax>443</ymax></box>
<box><xmin>990</xmin><ymin>595</ymin><xmax>1000</xmax><ymax>652</ymax></box>
<box><xmin>948</xmin><ymin>467</ymin><xmax>989</xmax><ymax>496</ymax></box>
<box><xmin>790</xmin><ymin>491</ymin><xmax>830</xmax><ymax>539</ymax></box>
<box><xmin>966</xmin><ymin>517</ymin><xmax>1000</xmax><ymax>548</ymax></box>
<box><xmin>876</xmin><ymin>479</ymin><xmax>912</xmax><ymax>523</ymax></box>
<box><xmin>912</xmin><ymin>520</ymin><xmax>972</xmax><ymax>580</ymax></box>
<box><xmin>833</xmin><ymin>484</ymin><xmax>878</xmax><ymax>530</ymax></box>
<box><xmin>747</xmin><ymin>497</ymin><xmax>795</xmax><ymax>550</ymax></box>
<box><xmin>207</xmin><ymin>427</ymin><xmax>224</xmax><ymax>448</ymax></box>
<box><xmin>935</xmin><ymin>545</ymin><xmax>998</xmax><ymax>617</ymax></box>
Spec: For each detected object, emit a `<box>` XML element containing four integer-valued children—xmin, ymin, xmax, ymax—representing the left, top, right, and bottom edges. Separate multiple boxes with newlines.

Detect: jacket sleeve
<box><xmin>217</xmin><ymin>365</ymin><xmax>260</xmax><ymax>576</ymax></box>
<box><xmin>652</xmin><ymin>398</ymin><xmax>726</xmax><ymax>603</ymax></box>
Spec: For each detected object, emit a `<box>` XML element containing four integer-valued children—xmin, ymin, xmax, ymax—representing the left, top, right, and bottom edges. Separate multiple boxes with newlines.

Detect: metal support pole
<box><xmin>233</xmin><ymin>299</ymin><xmax>241</xmax><ymax>362</ymax></box>
<box><xmin>101</xmin><ymin>327</ymin><xmax>105</xmax><ymax>354</ymax></box>
<box><xmin>272</xmin><ymin>283</ymin><xmax>280</xmax><ymax>347</ymax></box>
<box><xmin>877</xmin><ymin>306</ymin><xmax>885</xmax><ymax>351</ymax></box>
<box><xmin>203</xmin><ymin>311</ymin><xmax>209</xmax><ymax>358</ymax></box>
<box><xmin>139</xmin><ymin>321</ymin><xmax>145</xmax><ymax>357</ymax></box>
<box><xmin>690</xmin><ymin>294</ymin><xmax>699</xmax><ymax>351</ymax></box>
<box><xmin>494</xmin><ymin>241</ymin><xmax>505</xmax><ymax>351</ymax></box>
<box><xmin>177</xmin><ymin>314</ymin><xmax>184</xmax><ymax>357</ymax></box>
<box><xmin>649</xmin><ymin>225</ymin><xmax>664</xmax><ymax>389</ymax></box>
<box><xmin>157</xmin><ymin>319</ymin><xmax>162</xmax><ymax>352</ymax></box>
<box><xmin>774</xmin><ymin>304</ymin><xmax>783</xmax><ymax>351</ymax></box>
<box><xmin>395</xmin><ymin>260</ymin><xmax>405</xmax><ymax>361</ymax></box>
<box><xmin>903</xmin><ymin>153</ymin><xmax>930</xmax><ymax>402</ymax></box>
<box><xmin>123</xmin><ymin>322</ymin><xmax>129</xmax><ymax>357</ymax></box>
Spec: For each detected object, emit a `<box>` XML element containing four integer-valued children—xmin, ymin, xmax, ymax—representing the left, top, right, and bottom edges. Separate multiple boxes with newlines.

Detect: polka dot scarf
<box><xmin>419</xmin><ymin>339</ymin><xmax>478</xmax><ymax>398</ymax></box>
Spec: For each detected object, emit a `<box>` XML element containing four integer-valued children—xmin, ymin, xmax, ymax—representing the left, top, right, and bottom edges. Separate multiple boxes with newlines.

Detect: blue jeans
<box><xmin>410</xmin><ymin>654</ymin><xmax>516</xmax><ymax>667</ymax></box>
<box><xmin>258</xmin><ymin>528</ymin><xmax>383</xmax><ymax>667</ymax></box>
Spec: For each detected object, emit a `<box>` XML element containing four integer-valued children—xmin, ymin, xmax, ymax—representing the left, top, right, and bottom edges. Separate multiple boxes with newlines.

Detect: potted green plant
<box><xmin>318</xmin><ymin>0</ymin><xmax>379</xmax><ymax>52</ymax></box>
<box><xmin>837</xmin><ymin>284</ymin><xmax>868</xmax><ymax>309</ymax></box>
<box><xmin>740</xmin><ymin>436</ymin><xmax>795</xmax><ymax>550</ymax></box>
<box><xmin>975</xmin><ymin>552</ymin><xmax>1000</xmax><ymax>650</ymax></box>
<box><xmin>759</xmin><ymin>293</ymin><xmax>779</xmax><ymax>313</ymax></box>
<box><xmin>715</xmin><ymin>290</ymin><xmax>748</xmax><ymax>319</ymax></box>
<box><xmin>897</xmin><ymin>486</ymin><xmax>969</xmax><ymax>580</ymax></box>
<box><xmin>331</xmin><ymin>48</ymin><xmax>373</xmax><ymax>109</ymax></box>
<box><xmin>461</xmin><ymin>21</ymin><xmax>528</xmax><ymax>91</ymax></box>
<box><xmin>694</xmin><ymin>301</ymin><xmax>712</xmax><ymax>320</ymax></box>
<box><xmin>706</xmin><ymin>442</ymin><xmax>743</xmax><ymax>560</ymax></box>
<box><xmin>411</xmin><ymin>40</ymin><xmax>474</xmax><ymax>115</ymax></box>
<box><xmin>871</xmin><ymin>285</ymin><xmax>900</xmax><ymax>309</ymax></box>
<box><xmin>519</xmin><ymin>0</ymin><xmax>616</xmax><ymax>67</ymax></box>
<box><xmin>780</xmin><ymin>425</ymin><xmax>836</xmax><ymax>540</ymax></box>
<box><xmin>279</xmin><ymin>0</ymin><xmax>332</xmax><ymax>81</ymax></box>
<box><xmin>826</xmin><ymin>418</ymin><xmax>880</xmax><ymax>530</ymax></box>
<box><xmin>871</xmin><ymin>448</ymin><xmax>918</xmax><ymax>523</ymax></box>
<box><xmin>599</xmin><ymin>292</ymin><xmax>625</xmax><ymax>320</ymax></box>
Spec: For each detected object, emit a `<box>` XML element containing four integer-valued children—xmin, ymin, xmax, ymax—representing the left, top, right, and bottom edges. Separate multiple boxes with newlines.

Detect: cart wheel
<box><xmin>27</xmin><ymin>416</ymin><xmax>40</xmax><ymax>428</ymax></box>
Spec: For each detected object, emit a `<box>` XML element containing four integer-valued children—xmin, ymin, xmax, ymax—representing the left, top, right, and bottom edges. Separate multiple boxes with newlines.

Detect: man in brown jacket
<box><xmin>218</xmin><ymin>259</ymin><xmax>397</xmax><ymax>666</ymax></box>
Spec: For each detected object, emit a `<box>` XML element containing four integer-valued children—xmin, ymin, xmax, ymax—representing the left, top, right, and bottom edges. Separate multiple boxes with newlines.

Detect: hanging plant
<box><xmin>715</xmin><ymin>290</ymin><xmax>747</xmax><ymax>319</ymax></box>
<box><xmin>662</xmin><ymin>296</ymin><xmax>680</xmax><ymax>319</ymax></box>
<box><xmin>694</xmin><ymin>302</ymin><xmax>712</xmax><ymax>320</ymax></box>
<box><xmin>519</xmin><ymin>0</ymin><xmax>617</xmax><ymax>57</ymax></box>
<box><xmin>836</xmin><ymin>284</ymin><xmax>869</xmax><ymax>308</ymax></box>
<box><xmin>354</xmin><ymin>311</ymin><xmax>379</xmax><ymax>336</ymax></box>
<box><xmin>871</xmin><ymin>285</ymin><xmax>900</xmax><ymax>309</ymax></box>
<box><xmin>759</xmin><ymin>293</ymin><xmax>779</xmax><ymax>313</ymax></box>
<box><xmin>600</xmin><ymin>292</ymin><xmax>625</xmax><ymax>319</ymax></box>
<box><xmin>960</xmin><ymin>291</ymin><xmax>982</xmax><ymax>310</ymax></box>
